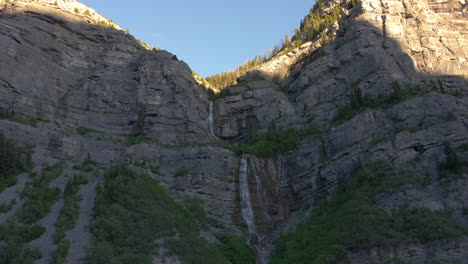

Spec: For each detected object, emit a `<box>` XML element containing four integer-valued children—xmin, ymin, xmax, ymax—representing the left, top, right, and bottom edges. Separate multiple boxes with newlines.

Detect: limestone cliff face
<box><xmin>0</xmin><ymin>0</ymin><xmax>467</xmax><ymax>263</ymax></box>
<box><xmin>1</xmin><ymin>0</ymin><xmax>120</xmax><ymax>29</ymax></box>
<box><xmin>212</xmin><ymin>0</ymin><xmax>467</xmax><ymax>262</ymax></box>
<box><xmin>0</xmin><ymin>0</ymin><xmax>210</xmax><ymax>145</ymax></box>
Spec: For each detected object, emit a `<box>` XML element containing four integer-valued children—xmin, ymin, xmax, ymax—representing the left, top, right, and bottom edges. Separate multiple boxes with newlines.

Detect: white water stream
<box><xmin>208</xmin><ymin>101</ymin><xmax>215</xmax><ymax>137</ymax></box>
<box><xmin>239</xmin><ymin>154</ymin><xmax>255</xmax><ymax>234</ymax></box>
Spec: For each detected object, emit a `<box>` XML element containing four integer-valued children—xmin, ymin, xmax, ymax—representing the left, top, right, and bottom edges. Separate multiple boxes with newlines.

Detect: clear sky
<box><xmin>80</xmin><ymin>0</ymin><xmax>315</xmax><ymax>77</ymax></box>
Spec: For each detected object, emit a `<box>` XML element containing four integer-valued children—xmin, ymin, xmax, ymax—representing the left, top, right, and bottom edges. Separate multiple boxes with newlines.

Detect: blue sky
<box><xmin>80</xmin><ymin>0</ymin><xmax>315</xmax><ymax>77</ymax></box>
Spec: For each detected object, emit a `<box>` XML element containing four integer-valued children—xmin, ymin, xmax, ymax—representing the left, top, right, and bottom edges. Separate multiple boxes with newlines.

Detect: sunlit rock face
<box><xmin>0</xmin><ymin>0</ymin><xmax>467</xmax><ymax>263</ymax></box>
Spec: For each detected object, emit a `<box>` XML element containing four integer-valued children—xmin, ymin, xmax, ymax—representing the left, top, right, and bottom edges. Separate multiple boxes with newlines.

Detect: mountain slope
<box><xmin>0</xmin><ymin>0</ymin><xmax>467</xmax><ymax>263</ymax></box>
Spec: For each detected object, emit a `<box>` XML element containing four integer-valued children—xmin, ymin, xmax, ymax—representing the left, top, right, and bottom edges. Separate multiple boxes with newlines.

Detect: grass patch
<box><xmin>0</xmin><ymin>199</ymin><xmax>16</xmax><ymax>213</ymax></box>
<box><xmin>150</xmin><ymin>165</ymin><xmax>160</xmax><ymax>174</ymax></box>
<box><xmin>207</xmin><ymin>88</ymin><xmax>241</xmax><ymax>101</ymax></box>
<box><xmin>333</xmin><ymin>82</ymin><xmax>441</xmax><ymax>126</ymax></box>
<box><xmin>0</xmin><ymin>108</ymin><xmax>49</xmax><ymax>127</ymax></box>
<box><xmin>174</xmin><ymin>167</ymin><xmax>191</xmax><ymax>177</ymax></box>
<box><xmin>219</xmin><ymin>235</ymin><xmax>256</xmax><ymax>264</ymax></box>
<box><xmin>0</xmin><ymin>133</ymin><xmax>33</xmax><ymax>192</ymax></box>
<box><xmin>457</xmin><ymin>143</ymin><xmax>468</xmax><ymax>152</ymax></box>
<box><xmin>0</xmin><ymin>220</ymin><xmax>44</xmax><ymax>263</ymax></box>
<box><xmin>73</xmin><ymin>154</ymin><xmax>96</xmax><ymax>172</ymax></box>
<box><xmin>54</xmin><ymin>174</ymin><xmax>88</xmax><ymax>243</ymax></box>
<box><xmin>51</xmin><ymin>240</ymin><xmax>71</xmax><ymax>264</ymax></box>
<box><xmin>235</xmin><ymin>124</ymin><xmax>323</xmax><ymax>158</ymax></box>
<box><xmin>272</xmin><ymin>162</ymin><xmax>466</xmax><ymax>264</ymax></box>
<box><xmin>16</xmin><ymin>162</ymin><xmax>65</xmax><ymax>224</ymax></box>
<box><xmin>370</xmin><ymin>136</ymin><xmax>388</xmax><ymax>145</ymax></box>
<box><xmin>87</xmin><ymin>165</ymin><xmax>234</xmax><ymax>264</ymax></box>
<box><xmin>76</xmin><ymin>127</ymin><xmax>95</xmax><ymax>136</ymax></box>
<box><xmin>438</xmin><ymin>142</ymin><xmax>463</xmax><ymax>178</ymax></box>
<box><xmin>126</xmin><ymin>134</ymin><xmax>154</xmax><ymax>146</ymax></box>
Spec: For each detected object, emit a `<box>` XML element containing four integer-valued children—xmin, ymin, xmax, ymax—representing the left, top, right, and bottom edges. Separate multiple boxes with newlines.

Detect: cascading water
<box><xmin>208</xmin><ymin>101</ymin><xmax>215</xmax><ymax>137</ymax></box>
<box><xmin>249</xmin><ymin>157</ymin><xmax>269</xmax><ymax>221</ymax></box>
<box><xmin>239</xmin><ymin>154</ymin><xmax>255</xmax><ymax>234</ymax></box>
<box><xmin>240</xmin><ymin>155</ymin><xmax>270</xmax><ymax>264</ymax></box>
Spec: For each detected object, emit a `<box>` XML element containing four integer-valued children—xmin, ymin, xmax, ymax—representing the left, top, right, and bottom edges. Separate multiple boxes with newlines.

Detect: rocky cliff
<box><xmin>0</xmin><ymin>0</ymin><xmax>467</xmax><ymax>263</ymax></box>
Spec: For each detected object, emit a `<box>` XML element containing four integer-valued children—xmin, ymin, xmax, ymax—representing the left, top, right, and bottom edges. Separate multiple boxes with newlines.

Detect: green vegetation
<box><xmin>73</xmin><ymin>154</ymin><xmax>96</xmax><ymax>172</ymax></box>
<box><xmin>219</xmin><ymin>235</ymin><xmax>256</xmax><ymax>264</ymax></box>
<box><xmin>87</xmin><ymin>165</ymin><xmax>244</xmax><ymax>264</ymax></box>
<box><xmin>83</xmin><ymin>9</ymin><xmax>91</xmax><ymax>16</ymax></box>
<box><xmin>334</xmin><ymin>80</ymin><xmax>464</xmax><ymax>126</ymax></box>
<box><xmin>54</xmin><ymin>174</ymin><xmax>88</xmax><ymax>243</ymax></box>
<box><xmin>206</xmin><ymin>88</ymin><xmax>240</xmax><ymax>101</ymax></box>
<box><xmin>463</xmin><ymin>208</ymin><xmax>468</xmax><ymax>216</ymax></box>
<box><xmin>438</xmin><ymin>142</ymin><xmax>463</xmax><ymax>178</ymax></box>
<box><xmin>74</xmin><ymin>8</ymin><xmax>79</xmax><ymax>13</ymax></box>
<box><xmin>51</xmin><ymin>240</ymin><xmax>71</xmax><ymax>264</ymax></box>
<box><xmin>174</xmin><ymin>167</ymin><xmax>191</xmax><ymax>177</ymax></box>
<box><xmin>137</xmin><ymin>39</ymin><xmax>153</xmax><ymax>50</ymax></box>
<box><xmin>126</xmin><ymin>134</ymin><xmax>154</xmax><ymax>146</ymax></box>
<box><xmin>272</xmin><ymin>162</ymin><xmax>466</xmax><ymax>264</ymax></box>
<box><xmin>370</xmin><ymin>135</ymin><xmax>388</xmax><ymax>145</ymax></box>
<box><xmin>0</xmin><ymin>133</ymin><xmax>32</xmax><ymax>192</ymax></box>
<box><xmin>150</xmin><ymin>165</ymin><xmax>160</xmax><ymax>174</ymax></box>
<box><xmin>235</xmin><ymin>124</ymin><xmax>323</xmax><ymax>158</ymax></box>
<box><xmin>205</xmin><ymin>0</ymin><xmax>348</xmax><ymax>90</ymax></box>
<box><xmin>0</xmin><ymin>199</ymin><xmax>16</xmax><ymax>213</ymax></box>
<box><xmin>333</xmin><ymin>82</ymin><xmax>440</xmax><ymax>125</ymax></box>
<box><xmin>98</xmin><ymin>20</ymin><xmax>116</xmax><ymax>29</ymax></box>
<box><xmin>16</xmin><ymin>162</ymin><xmax>65</xmax><ymax>224</ymax></box>
<box><xmin>0</xmin><ymin>220</ymin><xmax>44</xmax><ymax>263</ymax></box>
<box><xmin>0</xmin><ymin>107</ymin><xmax>49</xmax><ymax>127</ymax></box>
<box><xmin>293</xmin><ymin>0</ymin><xmax>344</xmax><ymax>44</ymax></box>
<box><xmin>236</xmin><ymin>127</ymin><xmax>302</xmax><ymax>158</ymax></box>
<box><xmin>457</xmin><ymin>143</ymin><xmax>468</xmax><ymax>152</ymax></box>
<box><xmin>76</xmin><ymin>127</ymin><xmax>95</xmax><ymax>136</ymax></box>
<box><xmin>206</xmin><ymin>56</ymin><xmax>269</xmax><ymax>89</ymax></box>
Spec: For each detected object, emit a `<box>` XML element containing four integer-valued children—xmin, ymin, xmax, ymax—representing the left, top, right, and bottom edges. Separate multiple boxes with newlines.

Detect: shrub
<box><xmin>219</xmin><ymin>235</ymin><xmax>255</xmax><ymax>264</ymax></box>
<box><xmin>76</xmin><ymin>127</ymin><xmax>94</xmax><ymax>136</ymax></box>
<box><xmin>51</xmin><ymin>240</ymin><xmax>71</xmax><ymax>264</ymax></box>
<box><xmin>0</xmin><ymin>199</ymin><xmax>16</xmax><ymax>213</ymax></box>
<box><xmin>175</xmin><ymin>167</ymin><xmax>190</xmax><ymax>177</ymax></box>
<box><xmin>0</xmin><ymin>220</ymin><xmax>44</xmax><ymax>263</ymax></box>
<box><xmin>393</xmin><ymin>207</ymin><xmax>465</xmax><ymax>243</ymax></box>
<box><xmin>16</xmin><ymin>162</ymin><xmax>65</xmax><ymax>224</ymax></box>
<box><xmin>235</xmin><ymin>124</ymin><xmax>322</xmax><ymax>158</ymax></box>
<box><xmin>438</xmin><ymin>142</ymin><xmax>463</xmax><ymax>178</ymax></box>
<box><xmin>54</xmin><ymin>174</ymin><xmax>86</xmax><ymax>243</ymax></box>
<box><xmin>75</xmin><ymin>154</ymin><xmax>96</xmax><ymax>172</ymax></box>
<box><xmin>150</xmin><ymin>165</ymin><xmax>160</xmax><ymax>174</ymax></box>
<box><xmin>333</xmin><ymin>82</ymin><xmax>440</xmax><ymax>125</ymax></box>
<box><xmin>207</xmin><ymin>88</ymin><xmax>240</xmax><ymax>101</ymax></box>
<box><xmin>0</xmin><ymin>133</ymin><xmax>33</xmax><ymax>191</ymax></box>
<box><xmin>0</xmin><ymin>133</ymin><xmax>19</xmax><ymax>191</ymax></box>
<box><xmin>87</xmin><ymin>165</ymin><xmax>233</xmax><ymax>263</ymax></box>
<box><xmin>272</xmin><ymin>162</ymin><xmax>466</xmax><ymax>264</ymax></box>
<box><xmin>126</xmin><ymin>134</ymin><xmax>153</xmax><ymax>146</ymax></box>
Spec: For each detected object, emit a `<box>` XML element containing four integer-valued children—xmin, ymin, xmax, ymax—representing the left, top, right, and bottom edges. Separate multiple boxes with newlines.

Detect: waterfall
<box><xmin>239</xmin><ymin>154</ymin><xmax>255</xmax><ymax>234</ymax></box>
<box><xmin>249</xmin><ymin>157</ymin><xmax>269</xmax><ymax>221</ymax></box>
<box><xmin>208</xmin><ymin>101</ymin><xmax>215</xmax><ymax>137</ymax></box>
